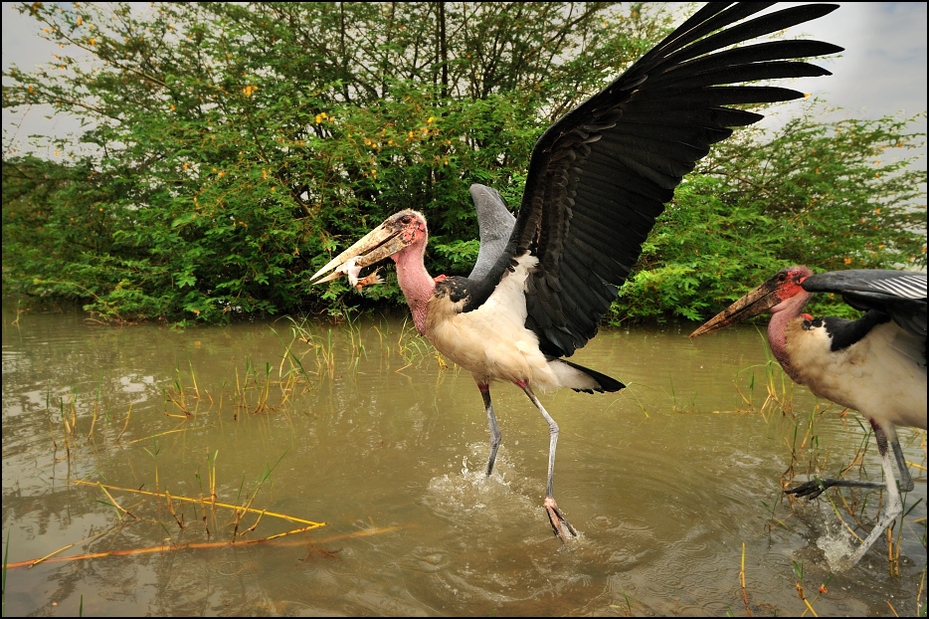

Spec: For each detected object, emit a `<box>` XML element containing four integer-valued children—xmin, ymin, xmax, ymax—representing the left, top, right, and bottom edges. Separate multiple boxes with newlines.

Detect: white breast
<box><xmin>424</xmin><ymin>253</ymin><xmax>562</xmax><ymax>390</ymax></box>
<box><xmin>786</xmin><ymin>320</ymin><xmax>927</xmax><ymax>432</ymax></box>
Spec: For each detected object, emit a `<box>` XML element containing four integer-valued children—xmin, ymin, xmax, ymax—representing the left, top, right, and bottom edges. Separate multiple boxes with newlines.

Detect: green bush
<box><xmin>3</xmin><ymin>3</ymin><xmax>925</xmax><ymax>325</ymax></box>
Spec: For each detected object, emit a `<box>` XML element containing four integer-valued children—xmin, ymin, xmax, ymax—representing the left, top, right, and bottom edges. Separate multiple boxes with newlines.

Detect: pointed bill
<box><xmin>690</xmin><ymin>275</ymin><xmax>784</xmax><ymax>338</ymax></box>
<box><xmin>309</xmin><ymin>217</ymin><xmax>411</xmax><ymax>285</ymax></box>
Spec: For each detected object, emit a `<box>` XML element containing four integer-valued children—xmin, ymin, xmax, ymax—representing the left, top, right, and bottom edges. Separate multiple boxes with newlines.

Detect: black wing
<box><xmin>474</xmin><ymin>2</ymin><xmax>842</xmax><ymax>358</ymax></box>
<box><xmin>803</xmin><ymin>269</ymin><xmax>928</xmax><ymax>339</ymax></box>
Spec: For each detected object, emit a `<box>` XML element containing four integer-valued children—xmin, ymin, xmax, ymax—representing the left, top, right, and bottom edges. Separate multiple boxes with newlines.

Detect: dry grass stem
<box><xmin>70</xmin><ymin>479</ymin><xmax>325</xmax><ymax>528</ymax></box>
<box><xmin>4</xmin><ymin>526</ymin><xmax>403</xmax><ymax>570</ymax></box>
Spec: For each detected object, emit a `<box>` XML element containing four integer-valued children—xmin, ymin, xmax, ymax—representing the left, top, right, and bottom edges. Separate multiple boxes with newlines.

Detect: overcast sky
<box><xmin>3</xmin><ymin>2</ymin><xmax>927</xmax><ymax>161</ymax></box>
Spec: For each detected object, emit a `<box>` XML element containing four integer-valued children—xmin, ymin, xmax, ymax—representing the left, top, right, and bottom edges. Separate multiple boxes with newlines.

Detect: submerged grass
<box><xmin>7</xmin><ymin>316</ymin><xmax>443</xmax><ymax>579</ymax></box>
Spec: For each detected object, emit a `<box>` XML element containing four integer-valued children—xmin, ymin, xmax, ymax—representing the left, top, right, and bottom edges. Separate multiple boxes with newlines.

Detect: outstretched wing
<box><xmin>489</xmin><ymin>2</ymin><xmax>842</xmax><ymax>358</ymax></box>
<box><xmin>803</xmin><ymin>269</ymin><xmax>928</xmax><ymax>339</ymax></box>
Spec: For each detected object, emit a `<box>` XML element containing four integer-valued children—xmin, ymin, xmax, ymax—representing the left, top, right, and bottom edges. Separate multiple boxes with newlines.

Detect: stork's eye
<box><xmin>401</xmin><ymin>215</ymin><xmax>411</xmax><ymax>224</ymax></box>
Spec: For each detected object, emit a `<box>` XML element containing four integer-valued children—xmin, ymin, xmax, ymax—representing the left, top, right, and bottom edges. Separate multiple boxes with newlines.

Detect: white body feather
<box><xmin>424</xmin><ymin>253</ymin><xmax>600</xmax><ymax>392</ymax></box>
<box><xmin>786</xmin><ymin>318</ymin><xmax>928</xmax><ymax>433</ymax></box>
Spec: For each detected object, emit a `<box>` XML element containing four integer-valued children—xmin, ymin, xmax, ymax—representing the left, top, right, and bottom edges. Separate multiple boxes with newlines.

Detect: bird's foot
<box><xmin>785</xmin><ymin>479</ymin><xmax>829</xmax><ymax>500</ymax></box>
<box><xmin>335</xmin><ymin>258</ymin><xmax>383</xmax><ymax>291</ymax></box>
<box><xmin>354</xmin><ymin>267</ymin><xmax>383</xmax><ymax>291</ymax></box>
<box><xmin>543</xmin><ymin>497</ymin><xmax>577</xmax><ymax>543</ymax></box>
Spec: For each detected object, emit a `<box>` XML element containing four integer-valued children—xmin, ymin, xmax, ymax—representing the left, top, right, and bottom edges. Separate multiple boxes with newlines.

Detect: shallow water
<box><xmin>2</xmin><ymin>306</ymin><xmax>926</xmax><ymax>616</ymax></box>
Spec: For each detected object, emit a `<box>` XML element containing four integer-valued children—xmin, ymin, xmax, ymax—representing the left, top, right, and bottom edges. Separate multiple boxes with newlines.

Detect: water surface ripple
<box><xmin>2</xmin><ymin>309</ymin><xmax>925</xmax><ymax>616</ymax></box>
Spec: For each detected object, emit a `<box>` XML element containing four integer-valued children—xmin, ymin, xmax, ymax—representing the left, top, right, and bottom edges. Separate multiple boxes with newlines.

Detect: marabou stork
<box><xmin>691</xmin><ymin>266</ymin><xmax>927</xmax><ymax>568</ymax></box>
<box><xmin>311</xmin><ymin>3</ymin><xmax>842</xmax><ymax>542</ymax></box>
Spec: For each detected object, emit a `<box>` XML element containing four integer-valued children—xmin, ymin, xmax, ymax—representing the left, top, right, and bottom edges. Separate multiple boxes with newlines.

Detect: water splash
<box><xmin>815</xmin><ymin>519</ymin><xmax>857</xmax><ymax>572</ymax></box>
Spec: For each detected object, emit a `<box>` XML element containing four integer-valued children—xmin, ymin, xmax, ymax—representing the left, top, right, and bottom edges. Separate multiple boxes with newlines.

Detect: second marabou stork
<box><xmin>310</xmin><ymin>3</ymin><xmax>842</xmax><ymax>542</ymax></box>
<box><xmin>691</xmin><ymin>266</ymin><xmax>927</xmax><ymax>568</ymax></box>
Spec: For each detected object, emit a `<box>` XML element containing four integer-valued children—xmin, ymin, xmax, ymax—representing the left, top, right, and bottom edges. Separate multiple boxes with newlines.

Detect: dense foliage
<box><xmin>3</xmin><ymin>2</ymin><xmax>926</xmax><ymax>326</ymax></box>
<box><xmin>616</xmin><ymin>110</ymin><xmax>928</xmax><ymax>324</ymax></box>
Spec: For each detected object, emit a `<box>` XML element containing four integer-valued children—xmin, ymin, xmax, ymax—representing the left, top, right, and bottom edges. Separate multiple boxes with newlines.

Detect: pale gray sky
<box><xmin>3</xmin><ymin>2</ymin><xmax>927</xmax><ymax>160</ymax></box>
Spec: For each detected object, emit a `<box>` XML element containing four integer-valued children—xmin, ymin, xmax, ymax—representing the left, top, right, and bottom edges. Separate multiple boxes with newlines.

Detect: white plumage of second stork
<box><xmin>692</xmin><ymin>267</ymin><xmax>927</xmax><ymax>568</ymax></box>
<box><xmin>311</xmin><ymin>3</ymin><xmax>843</xmax><ymax>542</ymax></box>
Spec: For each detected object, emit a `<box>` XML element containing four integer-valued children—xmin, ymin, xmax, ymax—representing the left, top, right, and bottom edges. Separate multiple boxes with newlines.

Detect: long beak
<box><xmin>689</xmin><ymin>275</ymin><xmax>782</xmax><ymax>338</ymax></box>
<box><xmin>309</xmin><ymin>219</ymin><xmax>409</xmax><ymax>285</ymax></box>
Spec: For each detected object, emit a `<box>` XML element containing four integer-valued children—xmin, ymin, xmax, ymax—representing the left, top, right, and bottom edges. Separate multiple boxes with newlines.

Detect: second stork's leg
<box><xmin>786</xmin><ymin>423</ymin><xmax>915</xmax><ymax>501</ymax></box>
<box><xmin>889</xmin><ymin>433</ymin><xmax>915</xmax><ymax>493</ymax></box>
<box><xmin>479</xmin><ymin>383</ymin><xmax>502</xmax><ymax>476</ymax></box>
<box><xmin>518</xmin><ymin>380</ymin><xmax>577</xmax><ymax>543</ymax></box>
<box><xmin>841</xmin><ymin>421</ymin><xmax>906</xmax><ymax>569</ymax></box>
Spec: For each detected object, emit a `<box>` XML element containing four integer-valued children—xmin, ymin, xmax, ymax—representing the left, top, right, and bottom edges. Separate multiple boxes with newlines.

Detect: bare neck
<box><xmin>393</xmin><ymin>242</ymin><xmax>435</xmax><ymax>335</ymax></box>
<box><xmin>767</xmin><ymin>291</ymin><xmax>813</xmax><ymax>382</ymax></box>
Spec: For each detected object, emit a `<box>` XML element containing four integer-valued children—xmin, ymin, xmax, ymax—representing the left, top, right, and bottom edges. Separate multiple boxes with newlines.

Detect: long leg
<box><xmin>479</xmin><ymin>383</ymin><xmax>502</xmax><ymax>476</ymax></box>
<box><xmin>784</xmin><ymin>420</ymin><xmax>913</xmax><ymax>568</ymax></box>
<box><xmin>786</xmin><ymin>423</ymin><xmax>913</xmax><ymax>499</ymax></box>
<box><xmin>518</xmin><ymin>380</ymin><xmax>577</xmax><ymax>543</ymax></box>
<box><xmin>889</xmin><ymin>435</ymin><xmax>914</xmax><ymax>492</ymax></box>
<box><xmin>841</xmin><ymin>421</ymin><xmax>904</xmax><ymax>568</ymax></box>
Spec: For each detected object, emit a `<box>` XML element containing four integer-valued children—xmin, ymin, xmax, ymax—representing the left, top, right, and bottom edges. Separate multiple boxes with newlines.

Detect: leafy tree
<box><xmin>614</xmin><ymin>106</ymin><xmax>928</xmax><ymax>324</ymax></box>
<box><xmin>3</xmin><ymin>2</ymin><xmax>925</xmax><ymax>325</ymax></box>
<box><xmin>4</xmin><ymin>2</ymin><xmax>659</xmax><ymax>323</ymax></box>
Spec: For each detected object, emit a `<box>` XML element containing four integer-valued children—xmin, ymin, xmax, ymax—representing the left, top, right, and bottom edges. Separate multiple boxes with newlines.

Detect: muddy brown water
<box><xmin>2</xmin><ymin>306</ymin><xmax>925</xmax><ymax>616</ymax></box>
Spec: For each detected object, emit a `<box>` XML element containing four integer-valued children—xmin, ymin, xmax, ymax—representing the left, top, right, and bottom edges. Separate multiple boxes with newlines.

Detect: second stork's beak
<box><xmin>309</xmin><ymin>215</ymin><xmax>413</xmax><ymax>285</ymax></box>
<box><xmin>690</xmin><ymin>274</ymin><xmax>784</xmax><ymax>338</ymax></box>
